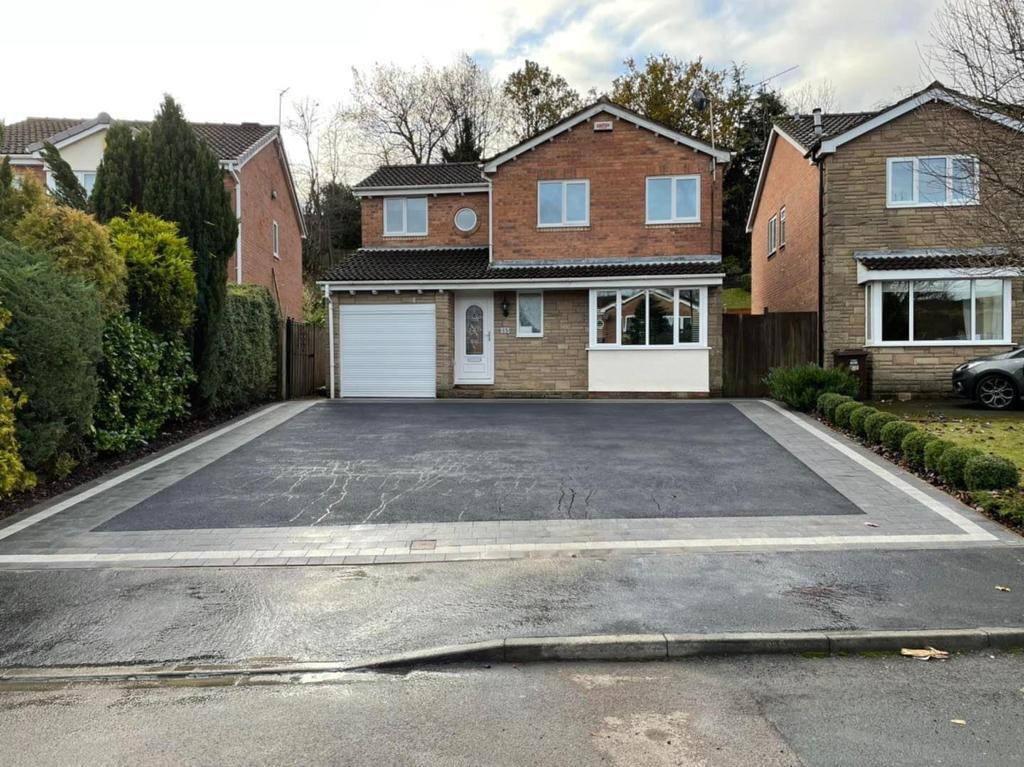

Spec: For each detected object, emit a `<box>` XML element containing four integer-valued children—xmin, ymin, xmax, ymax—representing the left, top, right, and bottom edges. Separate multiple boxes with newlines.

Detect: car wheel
<box><xmin>976</xmin><ymin>374</ymin><xmax>1018</xmax><ymax>410</ymax></box>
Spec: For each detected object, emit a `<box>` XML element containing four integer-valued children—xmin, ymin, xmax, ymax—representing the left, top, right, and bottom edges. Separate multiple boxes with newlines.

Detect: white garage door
<box><xmin>340</xmin><ymin>304</ymin><xmax>436</xmax><ymax>397</ymax></box>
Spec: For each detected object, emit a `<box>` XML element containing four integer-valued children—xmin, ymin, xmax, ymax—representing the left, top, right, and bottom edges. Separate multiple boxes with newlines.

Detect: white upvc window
<box><xmin>645</xmin><ymin>175</ymin><xmax>700</xmax><ymax>224</ymax></box>
<box><xmin>767</xmin><ymin>215</ymin><xmax>778</xmax><ymax>255</ymax></box>
<box><xmin>778</xmin><ymin>206</ymin><xmax>786</xmax><ymax>247</ymax></box>
<box><xmin>886</xmin><ymin>156</ymin><xmax>979</xmax><ymax>207</ymax></box>
<box><xmin>866</xmin><ymin>278</ymin><xmax>1012</xmax><ymax>346</ymax></box>
<box><xmin>272</xmin><ymin>220</ymin><xmax>280</xmax><ymax>258</ymax></box>
<box><xmin>537</xmin><ymin>180</ymin><xmax>589</xmax><ymax>227</ymax></box>
<box><xmin>589</xmin><ymin>287</ymin><xmax>709</xmax><ymax>348</ymax></box>
<box><xmin>46</xmin><ymin>170</ymin><xmax>97</xmax><ymax>196</ymax></box>
<box><xmin>383</xmin><ymin>196</ymin><xmax>428</xmax><ymax>236</ymax></box>
<box><xmin>516</xmin><ymin>291</ymin><xmax>544</xmax><ymax>337</ymax></box>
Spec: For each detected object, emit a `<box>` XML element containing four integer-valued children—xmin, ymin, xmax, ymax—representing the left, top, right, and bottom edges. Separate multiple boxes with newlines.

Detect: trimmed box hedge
<box><xmin>849</xmin><ymin>406</ymin><xmax>879</xmax><ymax>439</ymax></box>
<box><xmin>864</xmin><ymin>412</ymin><xmax>899</xmax><ymax>444</ymax></box>
<box><xmin>924</xmin><ymin>439</ymin><xmax>955</xmax><ymax>474</ymax></box>
<box><xmin>817</xmin><ymin>392</ymin><xmax>853</xmax><ymax>423</ymax></box>
<box><xmin>880</xmin><ymin>421</ymin><xmax>919</xmax><ymax>453</ymax></box>
<box><xmin>964</xmin><ymin>455</ymin><xmax>1020</xmax><ymax>491</ymax></box>
<box><xmin>833</xmin><ymin>400</ymin><xmax>862</xmax><ymax>430</ymax></box>
<box><xmin>901</xmin><ymin>430</ymin><xmax>938</xmax><ymax>471</ymax></box>
<box><xmin>940</xmin><ymin>446</ymin><xmax>985</xmax><ymax>490</ymax></box>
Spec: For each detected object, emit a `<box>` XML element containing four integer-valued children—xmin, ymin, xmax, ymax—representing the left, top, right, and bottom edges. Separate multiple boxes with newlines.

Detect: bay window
<box><xmin>867</xmin><ymin>278</ymin><xmax>1010</xmax><ymax>344</ymax></box>
<box><xmin>590</xmin><ymin>287</ymin><xmax>707</xmax><ymax>347</ymax></box>
<box><xmin>886</xmin><ymin>156</ymin><xmax>978</xmax><ymax>207</ymax></box>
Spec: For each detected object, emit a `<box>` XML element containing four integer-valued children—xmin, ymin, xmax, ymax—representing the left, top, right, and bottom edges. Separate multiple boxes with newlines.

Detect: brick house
<box><xmin>1</xmin><ymin>112</ymin><xmax>306</xmax><ymax>319</ymax></box>
<box><xmin>747</xmin><ymin>82</ymin><xmax>1023</xmax><ymax>396</ymax></box>
<box><xmin>318</xmin><ymin>98</ymin><xmax>730</xmax><ymax>398</ymax></box>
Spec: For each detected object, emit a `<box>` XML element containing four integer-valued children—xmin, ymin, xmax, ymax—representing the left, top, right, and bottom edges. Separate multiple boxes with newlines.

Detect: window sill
<box><xmin>866</xmin><ymin>340</ymin><xmax>1012</xmax><ymax>348</ymax></box>
<box><xmin>645</xmin><ymin>220</ymin><xmax>700</xmax><ymax>228</ymax></box>
<box><xmin>537</xmin><ymin>224</ymin><xmax>590</xmax><ymax>231</ymax></box>
<box><xmin>383</xmin><ymin>233</ymin><xmax>428</xmax><ymax>238</ymax></box>
<box><xmin>588</xmin><ymin>345</ymin><xmax>709</xmax><ymax>351</ymax></box>
<box><xmin>516</xmin><ymin>332</ymin><xmax>544</xmax><ymax>339</ymax></box>
<box><xmin>886</xmin><ymin>201</ymin><xmax>979</xmax><ymax>209</ymax></box>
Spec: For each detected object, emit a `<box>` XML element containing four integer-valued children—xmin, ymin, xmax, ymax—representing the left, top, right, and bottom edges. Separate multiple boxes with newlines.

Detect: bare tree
<box><xmin>784</xmin><ymin>79</ymin><xmax>838</xmax><ymax>114</ymax></box>
<box><xmin>346</xmin><ymin>62</ymin><xmax>456</xmax><ymax>165</ymax></box>
<box><xmin>925</xmin><ymin>0</ymin><xmax>1024</xmax><ymax>270</ymax></box>
<box><xmin>438</xmin><ymin>54</ymin><xmax>511</xmax><ymax>159</ymax></box>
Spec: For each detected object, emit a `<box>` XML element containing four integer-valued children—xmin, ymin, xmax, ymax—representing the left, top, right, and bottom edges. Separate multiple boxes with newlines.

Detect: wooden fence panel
<box><xmin>722</xmin><ymin>312</ymin><xmax>818</xmax><ymax>397</ymax></box>
<box><xmin>283</xmin><ymin>319</ymin><xmax>328</xmax><ymax>398</ymax></box>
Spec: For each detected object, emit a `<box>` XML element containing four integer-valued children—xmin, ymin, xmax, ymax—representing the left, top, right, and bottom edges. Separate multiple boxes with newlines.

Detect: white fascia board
<box><xmin>318</xmin><ymin>274</ymin><xmax>725</xmax><ymax>292</ymax></box>
<box><xmin>819</xmin><ymin>88</ymin><xmax>1024</xmax><ymax>155</ymax></box>
<box><xmin>6</xmin><ymin>156</ymin><xmax>43</xmax><ymax>166</ymax></box>
<box><xmin>482</xmin><ymin>103</ymin><xmax>731</xmax><ymax>172</ymax></box>
<box><xmin>234</xmin><ymin>129</ymin><xmax>279</xmax><ymax>168</ymax></box>
<box><xmin>353</xmin><ymin>184</ymin><xmax>489</xmax><ymax>198</ymax></box>
<box><xmin>856</xmin><ymin>263</ymin><xmax>1022</xmax><ymax>284</ymax></box>
<box><xmin>745</xmin><ymin>129</ymin><xmax>778</xmax><ymax>233</ymax></box>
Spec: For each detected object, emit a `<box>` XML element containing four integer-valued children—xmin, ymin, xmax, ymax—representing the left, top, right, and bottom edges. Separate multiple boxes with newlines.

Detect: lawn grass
<box><xmin>722</xmin><ymin>287</ymin><xmax>751</xmax><ymax>311</ymax></box>
<box><xmin>872</xmin><ymin>399</ymin><xmax>1024</xmax><ymax>474</ymax></box>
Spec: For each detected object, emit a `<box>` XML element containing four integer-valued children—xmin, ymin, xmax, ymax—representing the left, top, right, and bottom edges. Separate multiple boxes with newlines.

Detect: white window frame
<box><xmin>645</xmin><ymin>175</ymin><xmax>701</xmax><ymax>224</ymax></box>
<box><xmin>588</xmin><ymin>287</ymin><xmax>709</xmax><ymax>349</ymax></box>
<box><xmin>537</xmin><ymin>180</ymin><xmax>590</xmax><ymax>228</ymax></box>
<box><xmin>885</xmin><ymin>155</ymin><xmax>980</xmax><ymax>208</ymax></box>
<box><xmin>46</xmin><ymin>169</ymin><xmax>97</xmax><ymax>196</ymax></box>
<box><xmin>767</xmin><ymin>215</ymin><xmax>778</xmax><ymax>255</ymax></box>
<box><xmin>383</xmin><ymin>196</ymin><xmax>429</xmax><ymax>237</ymax></box>
<box><xmin>867</xmin><ymin>278</ymin><xmax>1012</xmax><ymax>346</ymax></box>
<box><xmin>516</xmin><ymin>291</ymin><xmax>544</xmax><ymax>338</ymax></box>
<box><xmin>272</xmin><ymin>220</ymin><xmax>280</xmax><ymax>259</ymax></box>
<box><xmin>778</xmin><ymin>206</ymin><xmax>786</xmax><ymax>247</ymax></box>
<box><xmin>454</xmin><ymin>207</ymin><xmax>478</xmax><ymax>232</ymax></box>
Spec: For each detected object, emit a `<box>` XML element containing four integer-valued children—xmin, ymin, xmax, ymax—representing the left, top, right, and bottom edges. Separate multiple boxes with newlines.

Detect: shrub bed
<box><xmin>964</xmin><ymin>455</ymin><xmax>1020</xmax><ymax>492</ymax></box>
<box><xmin>940</xmin><ymin>446</ymin><xmax>984</xmax><ymax>491</ymax></box>
<box><xmin>864</xmin><ymin>412</ymin><xmax>899</xmax><ymax>445</ymax></box>
<box><xmin>901</xmin><ymin>430</ymin><xmax>938</xmax><ymax>471</ymax></box>
<box><xmin>849</xmin><ymin>406</ymin><xmax>878</xmax><ymax>439</ymax></box>
<box><xmin>924</xmin><ymin>439</ymin><xmax>955</xmax><ymax>475</ymax></box>
<box><xmin>880</xmin><ymin>421</ymin><xmax>919</xmax><ymax>454</ymax></box>
<box><xmin>0</xmin><ymin>305</ymin><xmax>35</xmax><ymax>495</ymax></box>
<box><xmin>834</xmin><ymin>400</ymin><xmax>862</xmax><ymax>430</ymax></box>
<box><xmin>765</xmin><ymin>364</ymin><xmax>859</xmax><ymax>412</ymax></box>
<box><xmin>816</xmin><ymin>392</ymin><xmax>852</xmax><ymax>423</ymax></box>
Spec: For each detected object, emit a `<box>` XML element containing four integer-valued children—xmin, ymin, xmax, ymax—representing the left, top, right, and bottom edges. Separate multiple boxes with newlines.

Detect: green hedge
<box><xmin>95</xmin><ymin>316</ymin><xmax>194</xmax><ymax>453</ymax></box>
<box><xmin>201</xmin><ymin>284</ymin><xmax>278</xmax><ymax>413</ymax></box>
<box><xmin>817</xmin><ymin>392</ymin><xmax>852</xmax><ymax>423</ymax></box>
<box><xmin>0</xmin><ymin>238</ymin><xmax>103</xmax><ymax>476</ymax></box>
<box><xmin>849</xmin><ymin>406</ymin><xmax>878</xmax><ymax>439</ymax></box>
<box><xmin>864</xmin><ymin>412</ymin><xmax>899</xmax><ymax>444</ymax></box>
<box><xmin>940</xmin><ymin>446</ymin><xmax>984</xmax><ymax>490</ymax></box>
<box><xmin>834</xmin><ymin>400</ymin><xmax>861</xmax><ymax>430</ymax></box>
<box><xmin>964</xmin><ymin>455</ymin><xmax>1020</xmax><ymax>492</ymax></box>
<box><xmin>971</xmin><ymin>491</ymin><xmax>1024</xmax><ymax>523</ymax></box>
<box><xmin>924</xmin><ymin>439</ymin><xmax>955</xmax><ymax>474</ymax></box>
<box><xmin>880</xmin><ymin>421</ymin><xmax>918</xmax><ymax>453</ymax></box>
<box><xmin>902</xmin><ymin>430</ymin><xmax>938</xmax><ymax>471</ymax></box>
<box><xmin>0</xmin><ymin>305</ymin><xmax>35</xmax><ymax>496</ymax></box>
<box><xmin>765</xmin><ymin>364</ymin><xmax>860</xmax><ymax>412</ymax></box>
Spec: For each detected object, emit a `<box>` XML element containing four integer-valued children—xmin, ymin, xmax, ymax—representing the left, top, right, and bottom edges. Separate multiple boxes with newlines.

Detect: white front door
<box><xmin>454</xmin><ymin>292</ymin><xmax>494</xmax><ymax>384</ymax></box>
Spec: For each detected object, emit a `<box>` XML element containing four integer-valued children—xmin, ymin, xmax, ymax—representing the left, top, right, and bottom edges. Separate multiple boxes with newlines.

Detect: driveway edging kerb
<box><xmin>2</xmin><ymin>628</ymin><xmax>1021</xmax><ymax>685</ymax></box>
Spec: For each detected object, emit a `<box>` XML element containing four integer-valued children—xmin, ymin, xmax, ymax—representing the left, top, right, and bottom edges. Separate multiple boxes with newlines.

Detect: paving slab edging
<box><xmin>1</xmin><ymin>628</ymin><xmax>1022</xmax><ymax>686</ymax></box>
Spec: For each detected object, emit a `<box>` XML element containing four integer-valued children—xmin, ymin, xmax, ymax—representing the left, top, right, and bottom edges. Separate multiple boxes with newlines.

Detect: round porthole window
<box><xmin>454</xmin><ymin>207</ymin><xmax>478</xmax><ymax>232</ymax></box>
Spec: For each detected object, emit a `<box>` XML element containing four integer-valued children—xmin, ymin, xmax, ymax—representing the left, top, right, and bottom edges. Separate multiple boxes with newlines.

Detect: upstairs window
<box><xmin>778</xmin><ymin>206</ymin><xmax>786</xmax><ymax>247</ymax></box>
<box><xmin>46</xmin><ymin>170</ymin><xmax>97</xmax><ymax>196</ymax></box>
<box><xmin>646</xmin><ymin>175</ymin><xmax>700</xmax><ymax>224</ymax></box>
<box><xmin>887</xmin><ymin>156</ymin><xmax>978</xmax><ymax>207</ymax></box>
<box><xmin>272</xmin><ymin>220</ymin><xmax>280</xmax><ymax>258</ymax></box>
<box><xmin>538</xmin><ymin>180</ymin><xmax>589</xmax><ymax>227</ymax></box>
<box><xmin>384</xmin><ymin>197</ymin><xmax>428</xmax><ymax>236</ymax></box>
<box><xmin>767</xmin><ymin>215</ymin><xmax>778</xmax><ymax>255</ymax></box>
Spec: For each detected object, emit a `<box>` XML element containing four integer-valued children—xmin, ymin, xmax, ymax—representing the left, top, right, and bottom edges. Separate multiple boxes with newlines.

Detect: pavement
<box><xmin>2</xmin><ymin>653</ymin><xmax>1022</xmax><ymax>766</ymax></box>
<box><xmin>1</xmin><ymin>547</ymin><xmax>1022</xmax><ymax>669</ymax></box>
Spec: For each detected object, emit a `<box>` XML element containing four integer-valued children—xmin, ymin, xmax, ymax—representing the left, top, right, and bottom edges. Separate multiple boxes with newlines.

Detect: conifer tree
<box><xmin>39</xmin><ymin>143</ymin><xmax>88</xmax><ymax>211</ymax></box>
<box><xmin>91</xmin><ymin>122</ymin><xmax>145</xmax><ymax>223</ymax></box>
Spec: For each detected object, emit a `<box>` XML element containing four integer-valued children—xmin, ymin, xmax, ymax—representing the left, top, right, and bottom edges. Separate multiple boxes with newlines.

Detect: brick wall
<box><xmin>10</xmin><ymin>164</ymin><xmax>46</xmax><ymax>187</ymax></box>
<box><xmin>226</xmin><ymin>139</ymin><xmax>304</xmax><ymax>320</ymax></box>
<box><xmin>360</xmin><ymin>192</ymin><xmax>489</xmax><ymax>248</ymax></box>
<box><xmin>489</xmin><ymin>290</ymin><xmax>589</xmax><ymax>391</ymax></box>
<box><xmin>822</xmin><ymin>103</ymin><xmax>1024</xmax><ymax>396</ymax></box>
<box><xmin>330</xmin><ymin>291</ymin><xmax>453</xmax><ymax>393</ymax></box>
<box><xmin>750</xmin><ymin>133</ymin><xmax>820</xmax><ymax>314</ymax></box>
<box><xmin>489</xmin><ymin>111</ymin><xmax>723</xmax><ymax>262</ymax></box>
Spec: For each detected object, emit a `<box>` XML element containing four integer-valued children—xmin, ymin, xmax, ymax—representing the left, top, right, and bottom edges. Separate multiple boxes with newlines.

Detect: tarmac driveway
<box><xmin>97</xmin><ymin>401</ymin><xmax>861</xmax><ymax>531</ymax></box>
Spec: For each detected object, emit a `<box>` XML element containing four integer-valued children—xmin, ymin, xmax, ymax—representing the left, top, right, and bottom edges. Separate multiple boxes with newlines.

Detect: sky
<box><xmin>5</xmin><ymin>0</ymin><xmax>947</xmax><ymax>175</ymax></box>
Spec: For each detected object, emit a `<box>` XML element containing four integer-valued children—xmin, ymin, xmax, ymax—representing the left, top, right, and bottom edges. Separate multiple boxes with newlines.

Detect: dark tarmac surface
<box><xmin>96</xmin><ymin>402</ymin><xmax>860</xmax><ymax>531</ymax></box>
<box><xmin>1</xmin><ymin>653</ymin><xmax>1021</xmax><ymax>766</ymax></box>
<box><xmin>1</xmin><ymin>547</ymin><xmax>1022</xmax><ymax>668</ymax></box>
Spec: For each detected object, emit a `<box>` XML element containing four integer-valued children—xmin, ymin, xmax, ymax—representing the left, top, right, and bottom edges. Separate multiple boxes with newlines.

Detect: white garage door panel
<box><xmin>341</xmin><ymin>305</ymin><xmax>436</xmax><ymax>397</ymax></box>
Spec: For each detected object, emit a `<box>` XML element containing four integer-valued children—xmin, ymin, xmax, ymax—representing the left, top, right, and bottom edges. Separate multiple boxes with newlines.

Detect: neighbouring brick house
<box><xmin>318</xmin><ymin>98</ymin><xmax>730</xmax><ymax>398</ymax></box>
<box><xmin>748</xmin><ymin>82</ymin><xmax>1023</xmax><ymax>396</ymax></box>
<box><xmin>1</xmin><ymin>112</ymin><xmax>306</xmax><ymax>319</ymax></box>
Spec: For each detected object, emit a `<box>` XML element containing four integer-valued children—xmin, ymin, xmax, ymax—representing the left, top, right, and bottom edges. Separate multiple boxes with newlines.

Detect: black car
<box><xmin>952</xmin><ymin>347</ymin><xmax>1024</xmax><ymax>409</ymax></box>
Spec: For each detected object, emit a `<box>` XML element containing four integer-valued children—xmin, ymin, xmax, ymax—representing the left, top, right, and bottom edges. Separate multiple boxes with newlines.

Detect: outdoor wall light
<box><xmin>501</xmin><ymin>296</ymin><xmax>510</xmax><ymax>317</ymax></box>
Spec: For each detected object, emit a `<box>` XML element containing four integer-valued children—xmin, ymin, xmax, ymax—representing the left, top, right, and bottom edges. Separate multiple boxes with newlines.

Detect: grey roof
<box><xmin>2</xmin><ymin>114</ymin><xmax>277</xmax><ymax>162</ymax></box>
<box><xmin>774</xmin><ymin>112</ymin><xmax>877</xmax><ymax>151</ymax></box>
<box><xmin>855</xmin><ymin>247</ymin><xmax>1015</xmax><ymax>271</ymax></box>
<box><xmin>321</xmin><ymin>248</ymin><xmax>723</xmax><ymax>282</ymax></box>
<box><xmin>354</xmin><ymin>163</ymin><xmax>484</xmax><ymax>189</ymax></box>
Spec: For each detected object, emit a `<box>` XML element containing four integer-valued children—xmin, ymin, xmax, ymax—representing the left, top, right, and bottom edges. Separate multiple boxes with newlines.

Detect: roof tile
<box><xmin>354</xmin><ymin>163</ymin><xmax>484</xmax><ymax>189</ymax></box>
